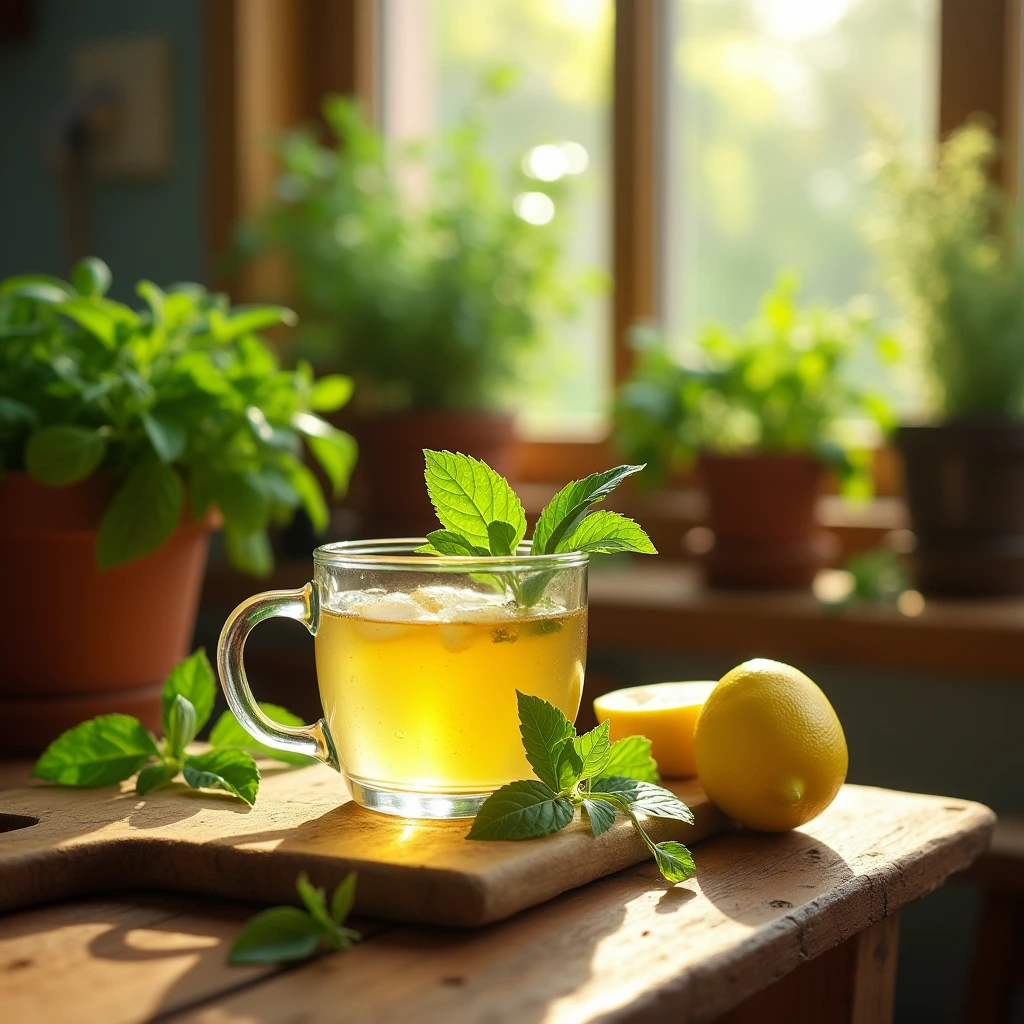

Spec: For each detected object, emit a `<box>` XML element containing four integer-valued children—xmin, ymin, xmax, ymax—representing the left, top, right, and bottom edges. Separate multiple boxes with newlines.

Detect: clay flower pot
<box><xmin>897</xmin><ymin>420</ymin><xmax>1024</xmax><ymax>595</ymax></box>
<box><xmin>0</xmin><ymin>473</ymin><xmax>216</xmax><ymax>755</ymax></box>
<box><xmin>697</xmin><ymin>452</ymin><xmax>837</xmax><ymax>588</ymax></box>
<box><xmin>346</xmin><ymin>410</ymin><xmax>516</xmax><ymax>537</ymax></box>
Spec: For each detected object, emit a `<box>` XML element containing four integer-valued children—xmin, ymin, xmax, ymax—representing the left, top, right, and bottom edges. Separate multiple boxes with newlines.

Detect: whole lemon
<box><xmin>693</xmin><ymin>659</ymin><xmax>848</xmax><ymax>832</ymax></box>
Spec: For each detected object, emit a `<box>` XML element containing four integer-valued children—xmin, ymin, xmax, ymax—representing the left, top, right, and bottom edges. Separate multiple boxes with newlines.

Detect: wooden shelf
<box><xmin>589</xmin><ymin>562</ymin><xmax>1024</xmax><ymax>678</ymax></box>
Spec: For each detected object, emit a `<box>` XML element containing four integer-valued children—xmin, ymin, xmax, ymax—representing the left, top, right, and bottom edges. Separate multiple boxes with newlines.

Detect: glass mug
<box><xmin>218</xmin><ymin>539</ymin><xmax>588</xmax><ymax>819</ymax></box>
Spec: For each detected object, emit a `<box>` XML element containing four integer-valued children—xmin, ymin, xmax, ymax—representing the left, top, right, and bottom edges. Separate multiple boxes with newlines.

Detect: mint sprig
<box><xmin>417</xmin><ymin>451</ymin><xmax>656</xmax><ymax>606</ymax></box>
<box><xmin>229</xmin><ymin>871</ymin><xmax>360</xmax><ymax>965</ymax></box>
<box><xmin>467</xmin><ymin>693</ymin><xmax>696</xmax><ymax>884</ymax></box>
<box><xmin>32</xmin><ymin>649</ymin><xmax>308</xmax><ymax>804</ymax></box>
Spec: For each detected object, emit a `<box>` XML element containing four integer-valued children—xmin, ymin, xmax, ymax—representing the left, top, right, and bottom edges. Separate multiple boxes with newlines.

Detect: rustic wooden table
<box><xmin>0</xmin><ymin>767</ymin><xmax>993</xmax><ymax>1024</ymax></box>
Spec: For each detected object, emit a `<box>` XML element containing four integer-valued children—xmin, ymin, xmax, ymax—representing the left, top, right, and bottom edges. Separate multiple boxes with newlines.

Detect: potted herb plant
<box><xmin>0</xmin><ymin>258</ymin><xmax>355</xmax><ymax>753</ymax></box>
<box><xmin>247</xmin><ymin>87</ymin><xmax>578</xmax><ymax>535</ymax></box>
<box><xmin>868</xmin><ymin>121</ymin><xmax>1024</xmax><ymax>594</ymax></box>
<box><xmin>614</xmin><ymin>276</ymin><xmax>896</xmax><ymax>587</ymax></box>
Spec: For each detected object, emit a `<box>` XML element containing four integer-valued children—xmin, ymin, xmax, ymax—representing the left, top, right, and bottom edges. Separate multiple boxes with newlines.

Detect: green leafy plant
<box><xmin>0</xmin><ymin>257</ymin><xmax>355</xmax><ymax>575</ymax></box>
<box><xmin>468</xmin><ymin>692</ymin><xmax>696</xmax><ymax>884</ymax></box>
<box><xmin>32</xmin><ymin>649</ymin><xmax>307</xmax><ymax>804</ymax></box>
<box><xmin>866</xmin><ymin>120</ymin><xmax>1024</xmax><ymax>418</ymax></box>
<box><xmin>415</xmin><ymin>450</ymin><xmax>656</xmax><ymax>606</ymax></box>
<box><xmin>816</xmin><ymin>546</ymin><xmax>910</xmax><ymax>614</ymax></box>
<box><xmin>614</xmin><ymin>275</ymin><xmax>898</xmax><ymax>496</ymax></box>
<box><xmin>229</xmin><ymin>871</ymin><xmax>360</xmax><ymax>965</ymax></box>
<box><xmin>246</xmin><ymin>80</ymin><xmax>585</xmax><ymax>414</ymax></box>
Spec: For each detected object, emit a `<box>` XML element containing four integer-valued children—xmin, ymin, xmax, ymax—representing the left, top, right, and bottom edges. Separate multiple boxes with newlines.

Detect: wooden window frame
<box><xmin>206</xmin><ymin>0</ymin><xmax>1022</xmax><ymax>486</ymax></box>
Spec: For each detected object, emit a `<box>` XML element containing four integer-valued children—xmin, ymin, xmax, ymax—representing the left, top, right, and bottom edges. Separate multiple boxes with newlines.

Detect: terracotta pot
<box><xmin>346</xmin><ymin>410</ymin><xmax>517</xmax><ymax>537</ymax></box>
<box><xmin>0</xmin><ymin>473</ymin><xmax>215</xmax><ymax>755</ymax></box>
<box><xmin>697</xmin><ymin>453</ymin><xmax>837</xmax><ymax>588</ymax></box>
<box><xmin>897</xmin><ymin>420</ymin><xmax>1024</xmax><ymax>595</ymax></box>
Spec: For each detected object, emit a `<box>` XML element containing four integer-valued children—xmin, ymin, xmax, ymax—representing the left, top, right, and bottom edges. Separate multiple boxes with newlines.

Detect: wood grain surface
<box><xmin>163</xmin><ymin>786</ymin><xmax>993</xmax><ymax>1024</ymax></box>
<box><xmin>0</xmin><ymin>762</ymin><xmax>729</xmax><ymax>928</ymax></box>
<box><xmin>0</xmin><ymin>785</ymin><xmax>993</xmax><ymax>1024</ymax></box>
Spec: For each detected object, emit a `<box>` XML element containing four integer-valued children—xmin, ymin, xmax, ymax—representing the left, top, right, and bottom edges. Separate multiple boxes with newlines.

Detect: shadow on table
<box><xmin>695</xmin><ymin>826</ymin><xmax>853</xmax><ymax>926</ymax></box>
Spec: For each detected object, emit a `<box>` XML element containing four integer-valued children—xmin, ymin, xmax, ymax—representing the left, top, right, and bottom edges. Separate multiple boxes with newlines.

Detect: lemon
<box><xmin>693</xmin><ymin>659</ymin><xmax>847</xmax><ymax>832</ymax></box>
<box><xmin>593</xmin><ymin>681</ymin><xmax>717</xmax><ymax>778</ymax></box>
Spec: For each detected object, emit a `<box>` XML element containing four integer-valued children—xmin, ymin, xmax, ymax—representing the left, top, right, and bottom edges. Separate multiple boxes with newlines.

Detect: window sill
<box><xmin>588</xmin><ymin>561</ymin><xmax>1023</xmax><ymax>678</ymax></box>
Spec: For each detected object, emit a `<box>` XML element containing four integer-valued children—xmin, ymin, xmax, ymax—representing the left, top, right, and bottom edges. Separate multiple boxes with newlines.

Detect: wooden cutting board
<box><xmin>0</xmin><ymin>762</ymin><xmax>729</xmax><ymax>928</ymax></box>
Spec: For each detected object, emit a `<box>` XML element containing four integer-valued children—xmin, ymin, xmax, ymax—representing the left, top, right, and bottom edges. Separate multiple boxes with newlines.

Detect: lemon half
<box><xmin>593</xmin><ymin>681</ymin><xmax>717</xmax><ymax>778</ymax></box>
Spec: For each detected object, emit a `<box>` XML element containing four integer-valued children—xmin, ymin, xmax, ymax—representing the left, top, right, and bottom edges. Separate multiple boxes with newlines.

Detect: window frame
<box><xmin>206</xmin><ymin>0</ymin><xmax>1022</xmax><ymax>485</ymax></box>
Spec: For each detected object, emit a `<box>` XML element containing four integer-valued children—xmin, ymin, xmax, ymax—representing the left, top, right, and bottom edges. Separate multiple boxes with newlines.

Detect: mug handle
<box><xmin>217</xmin><ymin>582</ymin><xmax>339</xmax><ymax>770</ymax></box>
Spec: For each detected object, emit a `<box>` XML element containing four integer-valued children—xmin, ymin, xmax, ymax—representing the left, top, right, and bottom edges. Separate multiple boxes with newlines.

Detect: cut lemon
<box><xmin>593</xmin><ymin>681</ymin><xmax>717</xmax><ymax>778</ymax></box>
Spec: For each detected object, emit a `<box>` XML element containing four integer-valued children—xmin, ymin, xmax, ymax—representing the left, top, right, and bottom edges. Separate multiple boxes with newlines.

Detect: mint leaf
<box><xmin>293</xmin><ymin>414</ymin><xmax>357</xmax><ymax>496</ymax></box>
<box><xmin>467</xmin><ymin>780</ymin><xmax>575</xmax><ymax>840</ymax></box>
<box><xmin>25</xmin><ymin>425</ymin><xmax>107</xmax><ymax>486</ymax></box>
<box><xmin>296</xmin><ymin>872</ymin><xmax>334</xmax><ymax>932</ymax></box>
<box><xmin>136</xmin><ymin>761</ymin><xmax>179</xmax><ymax>795</ymax></box>
<box><xmin>228</xmin><ymin>907</ymin><xmax>323</xmax><ymax>965</ymax></box>
<box><xmin>592</xmin><ymin>777</ymin><xmax>694</xmax><ymax>824</ymax></box>
<box><xmin>582</xmin><ymin>797</ymin><xmax>618</xmax><ymax>837</ymax></box>
<box><xmin>555</xmin><ymin>742</ymin><xmax>584</xmax><ymax>791</ymax></box>
<box><xmin>414</xmin><ymin>529</ymin><xmax>489</xmax><ymax>556</ymax></box>
<box><xmin>96</xmin><ymin>454</ymin><xmax>183</xmax><ymax>569</ymax></box>
<box><xmin>518</xmin><ymin>568</ymin><xmax>559</xmax><ymax>608</ymax></box>
<box><xmin>287</xmin><ymin>462</ymin><xmax>330</xmax><ymax>532</ymax></box>
<box><xmin>598</xmin><ymin>734</ymin><xmax>659</xmax><ymax>783</ymax></box>
<box><xmin>532</xmin><ymin>464</ymin><xmax>646</xmax><ymax>554</ymax></box>
<box><xmin>653</xmin><ymin>841</ymin><xmax>697</xmax><ymax>882</ymax></box>
<box><xmin>162</xmin><ymin>649</ymin><xmax>216</xmax><ymax>734</ymax></box>
<box><xmin>308</xmin><ymin>374</ymin><xmax>354</xmax><ymax>412</ymax></box>
<box><xmin>164</xmin><ymin>695</ymin><xmax>198</xmax><ymax>759</ymax></box>
<box><xmin>209</xmin><ymin>704</ymin><xmax>315</xmax><ymax>766</ymax></box>
<box><xmin>142</xmin><ymin>412</ymin><xmax>187</xmax><ymax>463</ymax></box>
<box><xmin>72</xmin><ymin>256</ymin><xmax>112</xmax><ymax>297</ymax></box>
<box><xmin>573</xmin><ymin>720</ymin><xmax>611</xmax><ymax>779</ymax></box>
<box><xmin>33</xmin><ymin>714</ymin><xmax>159</xmax><ymax>787</ymax></box>
<box><xmin>516</xmin><ymin>691</ymin><xmax>575</xmax><ymax>792</ymax></box>
<box><xmin>423</xmin><ymin>449</ymin><xmax>526</xmax><ymax>552</ymax></box>
<box><xmin>560</xmin><ymin>510</ymin><xmax>657</xmax><ymax>555</ymax></box>
<box><xmin>223</xmin><ymin>524</ymin><xmax>273</xmax><ymax>577</ymax></box>
<box><xmin>330</xmin><ymin>872</ymin><xmax>358</xmax><ymax>924</ymax></box>
<box><xmin>183</xmin><ymin>749</ymin><xmax>260</xmax><ymax>805</ymax></box>
<box><xmin>214</xmin><ymin>472</ymin><xmax>270</xmax><ymax>534</ymax></box>
<box><xmin>486</xmin><ymin>520</ymin><xmax>518</xmax><ymax>556</ymax></box>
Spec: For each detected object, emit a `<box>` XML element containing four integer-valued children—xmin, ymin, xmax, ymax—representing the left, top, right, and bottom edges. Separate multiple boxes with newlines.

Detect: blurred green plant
<box><xmin>244</xmin><ymin>76</ymin><xmax>582</xmax><ymax>413</ymax></box>
<box><xmin>866</xmin><ymin>120</ymin><xmax>1024</xmax><ymax>419</ymax></box>
<box><xmin>0</xmin><ymin>257</ymin><xmax>355</xmax><ymax>575</ymax></box>
<box><xmin>614</xmin><ymin>275</ymin><xmax>898</xmax><ymax>495</ymax></box>
<box><xmin>815</xmin><ymin>547</ymin><xmax>910</xmax><ymax>614</ymax></box>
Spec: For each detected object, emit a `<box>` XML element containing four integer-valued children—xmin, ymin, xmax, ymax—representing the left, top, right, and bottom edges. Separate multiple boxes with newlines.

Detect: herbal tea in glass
<box><xmin>315</xmin><ymin>585</ymin><xmax>587</xmax><ymax>795</ymax></box>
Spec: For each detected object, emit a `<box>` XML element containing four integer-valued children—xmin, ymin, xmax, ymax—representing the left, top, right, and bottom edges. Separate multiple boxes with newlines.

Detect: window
<box><xmin>210</xmin><ymin>0</ymin><xmax>1013</xmax><ymax>478</ymax></box>
<box><xmin>660</xmin><ymin>0</ymin><xmax>938</xmax><ymax>385</ymax></box>
<box><xmin>379</xmin><ymin>0</ymin><xmax>614</xmax><ymax>440</ymax></box>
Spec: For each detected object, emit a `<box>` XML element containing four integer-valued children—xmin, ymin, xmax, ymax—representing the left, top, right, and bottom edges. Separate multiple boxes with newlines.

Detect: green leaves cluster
<box><xmin>614</xmin><ymin>274</ymin><xmax>897</xmax><ymax>498</ymax></box>
<box><xmin>248</xmin><ymin>87</ymin><xmax>591</xmax><ymax>414</ymax></box>
<box><xmin>416</xmin><ymin>450</ymin><xmax>656</xmax><ymax>606</ymax></box>
<box><xmin>866</xmin><ymin>120</ymin><xmax>1024</xmax><ymax>419</ymax></box>
<box><xmin>229</xmin><ymin>872</ymin><xmax>360</xmax><ymax>965</ymax></box>
<box><xmin>0</xmin><ymin>258</ymin><xmax>356</xmax><ymax>575</ymax></box>
<box><xmin>468</xmin><ymin>693</ymin><xmax>696</xmax><ymax>884</ymax></box>
<box><xmin>32</xmin><ymin>650</ymin><xmax>308</xmax><ymax>805</ymax></box>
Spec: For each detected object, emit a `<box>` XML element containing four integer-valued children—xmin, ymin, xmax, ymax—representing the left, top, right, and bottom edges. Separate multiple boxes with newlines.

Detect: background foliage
<box><xmin>615</xmin><ymin>275</ymin><xmax>896</xmax><ymax>494</ymax></box>
<box><xmin>866</xmin><ymin>121</ymin><xmax>1024</xmax><ymax>419</ymax></box>
<box><xmin>250</xmin><ymin>82</ymin><xmax>582</xmax><ymax>414</ymax></box>
<box><xmin>0</xmin><ymin>258</ymin><xmax>354</xmax><ymax>574</ymax></box>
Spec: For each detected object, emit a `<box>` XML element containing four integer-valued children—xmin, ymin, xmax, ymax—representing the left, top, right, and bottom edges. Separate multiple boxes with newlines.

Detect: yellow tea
<box><xmin>315</xmin><ymin>586</ymin><xmax>587</xmax><ymax>794</ymax></box>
